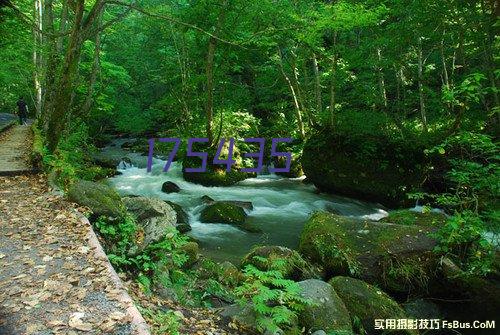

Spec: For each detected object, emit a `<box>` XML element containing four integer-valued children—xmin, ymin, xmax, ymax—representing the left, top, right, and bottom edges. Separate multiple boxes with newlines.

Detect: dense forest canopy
<box><xmin>1</xmin><ymin>0</ymin><xmax>498</xmax><ymax>146</ymax></box>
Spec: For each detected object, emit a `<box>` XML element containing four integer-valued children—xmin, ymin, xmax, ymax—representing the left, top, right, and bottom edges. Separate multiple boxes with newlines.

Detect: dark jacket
<box><xmin>17</xmin><ymin>100</ymin><xmax>27</xmax><ymax>116</ymax></box>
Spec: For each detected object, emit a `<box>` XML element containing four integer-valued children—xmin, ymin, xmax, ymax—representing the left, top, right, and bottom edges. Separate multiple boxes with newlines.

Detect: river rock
<box><xmin>67</xmin><ymin>180</ymin><xmax>126</xmax><ymax>220</ymax></box>
<box><xmin>329</xmin><ymin>276</ymin><xmax>413</xmax><ymax>335</ymax></box>
<box><xmin>274</xmin><ymin>155</ymin><xmax>304</xmax><ymax>178</ymax></box>
<box><xmin>161</xmin><ymin>181</ymin><xmax>181</xmax><ymax>193</ymax></box>
<box><xmin>299</xmin><ymin>212</ymin><xmax>437</xmax><ymax>293</ymax></box>
<box><xmin>380</xmin><ymin>209</ymin><xmax>447</xmax><ymax>227</ymax></box>
<box><xmin>302</xmin><ymin>131</ymin><xmax>427</xmax><ymax>207</ymax></box>
<box><xmin>241</xmin><ymin>246</ymin><xmax>317</xmax><ymax>281</ymax></box>
<box><xmin>403</xmin><ymin>299</ymin><xmax>442</xmax><ymax>319</ymax></box>
<box><xmin>200</xmin><ymin>202</ymin><xmax>246</xmax><ymax>224</ymax></box>
<box><xmin>297</xmin><ymin>279</ymin><xmax>352</xmax><ymax>333</ymax></box>
<box><xmin>201</xmin><ymin>195</ymin><xmax>254</xmax><ymax>210</ymax></box>
<box><xmin>123</xmin><ymin>196</ymin><xmax>175</xmax><ymax>221</ymax></box>
<box><xmin>91</xmin><ymin>152</ymin><xmax>122</xmax><ymax>169</ymax></box>
<box><xmin>180</xmin><ymin>241</ymin><xmax>199</xmax><ymax>268</ymax></box>
<box><xmin>122</xmin><ymin>196</ymin><xmax>177</xmax><ymax>246</ymax></box>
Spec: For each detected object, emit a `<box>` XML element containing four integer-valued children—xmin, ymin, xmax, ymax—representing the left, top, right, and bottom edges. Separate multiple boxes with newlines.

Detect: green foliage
<box><xmin>40</xmin><ymin>123</ymin><xmax>111</xmax><ymax>187</ymax></box>
<box><xmin>141</xmin><ymin>308</ymin><xmax>182</xmax><ymax>335</ymax></box>
<box><xmin>93</xmin><ymin>216</ymin><xmax>189</xmax><ymax>281</ymax></box>
<box><xmin>432</xmin><ymin>211</ymin><xmax>494</xmax><ymax>276</ymax></box>
<box><xmin>235</xmin><ymin>256</ymin><xmax>311</xmax><ymax>334</ymax></box>
<box><xmin>414</xmin><ymin>131</ymin><xmax>500</xmax><ymax>276</ymax></box>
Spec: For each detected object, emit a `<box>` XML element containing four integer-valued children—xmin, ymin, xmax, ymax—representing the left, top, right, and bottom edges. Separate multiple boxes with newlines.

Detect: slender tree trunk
<box><xmin>205</xmin><ymin>0</ymin><xmax>228</xmax><ymax>144</ymax></box>
<box><xmin>33</xmin><ymin>0</ymin><xmax>43</xmax><ymax>118</ymax></box>
<box><xmin>417</xmin><ymin>36</ymin><xmax>428</xmax><ymax>132</ymax></box>
<box><xmin>329</xmin><ymin>32</ymin><xmax>338</xmax><ymax>127</ymax></box>
<box><xmin>80</xmin><ymin>22</ymin><xmax>101</xmax><ymax>116</ymax></box>
<box><xmin>312</xmin><ymin>53</ymin><xmax>322</xmax><ymax>115</ymax></box>
<box><xmin>377</xmin><ymin>48</ymin><xmax>387</xmax><ymax>108</ymax></box>
<box><xmin>278</xmin><ymin>47</ymin><xmax>305</xmax><ymax>139</ymax></box>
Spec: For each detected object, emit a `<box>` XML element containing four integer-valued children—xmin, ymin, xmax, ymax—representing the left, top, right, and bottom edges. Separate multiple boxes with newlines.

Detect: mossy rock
<box><xmin>274</xmin><ymin>155</ymin><xmax>304</xmax><ymax>178</ymax></box>
<box><xmin>299</xmin><ymin>212</ymin><xmax>437</xmax><ymax>293</ymax></box>
<box><xmin>380</xmin><ymin>209</ymin><xmax>447</xmax><ymax>227</ymax></box>
<box><xmin>200</xmin><ymin>202</ymin><xmax>247</xmax><ymax>224</ymax></box>
<box><xmin>241</xmin><ymin>246</ymin><xmax>318</xmax><ymax>281</ymax></box>
<box><xmin>67</xmin><ymin>180</ymin><xmax>126</xmax><ymax>220</ymax></box>
<box><xmin>329</xmin><ymin>276</ymin><xmax>414</xmax><ymax>335</ymax></box>
<box><xmin>302</xmin><ymin>131</ymin><xmax>427</xmax><ymax>207</ymax></box>
<box><xmin>164</xmin><ymin>201</ymin><xmax>189</xmax><ymax>224</ymax></box>
<box><xmin>297</xmin><ymin>279</ymin><xmax>352</xmax><ymax>333</ymax></box>
<box><xmin>180</xmin><ymin>241</ymin><xmax>199</xmax><ymax>268</ymax></box>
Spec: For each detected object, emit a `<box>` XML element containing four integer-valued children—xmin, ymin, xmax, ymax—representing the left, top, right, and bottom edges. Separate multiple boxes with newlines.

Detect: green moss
<box><xmin>200</xmin><ymin>202</ymin><xmax>246</xmax><ymax>224</ymax></box>
<box><xmin>180</xmin><ymin>241</ymin><xmax>199</xmax><ymax>268</ymax></box>
<box><xmin>381</xmin><ymin>209</ymin><xmax>447</xmax><ymax>227</ymax></box>
<box><xmin>67</xmin><ymin>180</ymin><xmax>127</xmax><ymax>220</ymax></box>
<box><xmin>299</xmin><ymin>212</ymin><xmax>437</xmax><ymax>293</ymax></box>
<box><xmin>241</xmin><ymin>246</ymin><xmax>317</xmax><ymax>280</ymax></box>
<box><xmin>329</xmin><ymin>276</ymin><xmax>415</xmax><ymax>335</ymax></box>
<box><xmin>302</xmin><ymin>131</ymin><xmax>427</xmax><ymax>207</ymax></box>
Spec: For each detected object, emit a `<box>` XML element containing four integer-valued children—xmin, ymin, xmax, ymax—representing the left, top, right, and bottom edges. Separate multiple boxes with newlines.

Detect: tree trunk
<box><xmin>47</xmin><ymin>0</ymin><xmax>85</xmax><ymax>152</ymax></box>
<box><xmin>80</xmin><ymin>21</ymin><xmax>101</xmax><ymax>116</ymax></box>
<box><xmin>417</xmin><ymin>36</ymin><xmax>428</xmax><ymax>132</ymax></box>
<box><xmin>205</xmin><ymin>1</ymin><xmax>228</xmax><ymax>144</ymax></box>
<box><xmin>278</xmin><ymin>47</ymin><xmax>305</xmax><ymax>139</ymax></box>
<box><xmin>33</xmin><ymin>0</ymin><xmax>43</xmax><ymax>118</ymax></box>
<box><xmin>312</xmin><ymin>53</ymin><xmax>322</xmax><ymax>114</ymax></box>
<box><xmin>377</xmin><ymin>48</ymin><xmax>387</xmax><ymax>108</ymax></box>
<box><xmin>329</xmin><ymin>32</ymin><xmax>338</xmax><ymax>127</ymax></box>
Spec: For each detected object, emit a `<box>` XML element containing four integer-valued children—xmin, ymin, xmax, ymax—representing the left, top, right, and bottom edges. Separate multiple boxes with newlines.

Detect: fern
<box><xmin>235</xmin><ymin>257</ymin><xmax>312</xmax><ymax>333</ymax></box>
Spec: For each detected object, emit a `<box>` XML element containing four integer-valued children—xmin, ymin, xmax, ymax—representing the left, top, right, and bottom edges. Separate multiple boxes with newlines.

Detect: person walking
<box><xmin>16</xmin><ymin>97</ymin><xmax>28</xmax><ymax>125</ymax></box>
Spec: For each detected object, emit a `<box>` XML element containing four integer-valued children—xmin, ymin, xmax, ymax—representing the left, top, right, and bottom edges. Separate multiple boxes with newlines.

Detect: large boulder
<box><xmin>299</xmin><ymin>212</ymin><xmax>437</xmax><ymax>293</ymax></box>
<box><xmin>380</xmin><ymin>209</ymin><xmax>447</xmax><ymax>227</ymax></box>
<box><xmin>123</xmin><ymin>196</ymin><xmax>175</xmax><ymax>221</ymax></box>
<box><xmin>241</xmin><ymin>246</ymin><xmax>318</xmax><ymax>281</ymax></box>
<box><xmin>67</xmin><ymin>180</ymin><xmax>126</xmax><ymax>220</ymax></box>
<box><xmin>200</xmin><ymin>202</ymin><xmax>247</xmax><ymax>224</ymax></box>
<box><xmin>297</xmin><ymin>279</ymin><xmax>352</xmax><ymax>333</ymax></box>
<box><xmin>161</xmin><ymin>181</ymin><xmax>181</xmax><ymax>193</ymax></box>
<box><xmin>302</xmin><ymin>131</ymin><xmax>427</xmax><ymax>207</ymax></box>
<box><xmin>329</xmin><ymin>276</ymin><xmax>413</xmax><ymax>335</ymax></box>
<box><xmin>123</xmin><ymin>196</ymin><xmax>177</xmax><ymax>246</ymax></box>
<box><xmin>201</xmin><ymin>195</ymin><xmax>253</xmax><ymax>210</ymax></box>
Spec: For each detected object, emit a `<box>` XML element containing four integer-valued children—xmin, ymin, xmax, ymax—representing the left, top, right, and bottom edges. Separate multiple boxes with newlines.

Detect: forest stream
<box><xmin>105</xmin><ymin>139</ymin><xmax>387</xmax><ymax>263</ymax></box>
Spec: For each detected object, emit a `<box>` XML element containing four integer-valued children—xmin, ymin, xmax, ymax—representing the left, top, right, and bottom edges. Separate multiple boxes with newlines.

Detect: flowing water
<box><xmin>106</xmin><ymin>141</ymin><xmax>387</xmax><ymax>263</ymax></box>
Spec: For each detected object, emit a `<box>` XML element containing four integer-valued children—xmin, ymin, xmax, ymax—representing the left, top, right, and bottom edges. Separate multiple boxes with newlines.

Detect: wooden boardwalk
<box><xmin>0</xmin><ymin>125</ymin><xmax>33</xmax><ymax>176</ymax></box>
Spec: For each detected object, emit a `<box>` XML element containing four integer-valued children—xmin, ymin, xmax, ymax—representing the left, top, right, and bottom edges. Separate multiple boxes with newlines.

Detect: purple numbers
<box><xmin>147</xmin><ymin>138</ymin><xmax>181</xmax><ymax>172</ymax></box>
<box><xmin>159</xmin><ymin>138</ymin><xmax>181</xmax><ymax>172</ymax></box>
<box><xmin>213</xmin><ymin>138</ymin><xmax>236</xmax><ymax>172</ymax></box>
<box><xmin>185</xmin><ymin>138</ymin><xmax>209</xmax><ymax>173</ymax></box>
<box><xmin>241</xmin><ymin>138</ymin><xmax>265</xmax><ymax>173</ymax></box>
<box><xmin>147</xmin><ymin>137</ymin><xmax>293</xmax><ymax>174</ymax></box>
<box><xmin>269</xmin><ymin>138</ymin><xmax>292</xmax><ymax>173</ymax></box>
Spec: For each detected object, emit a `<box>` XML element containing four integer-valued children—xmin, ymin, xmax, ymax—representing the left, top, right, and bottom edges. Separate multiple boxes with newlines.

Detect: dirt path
<box><xmin>0</xmin><ymin>175</ymin><xmax>139</xmax><ymax>334</ymax></box>
<box><xmin>0</xmin><ymin>125</ymin><xmax>32</xmax><ymax>176</ymax></box>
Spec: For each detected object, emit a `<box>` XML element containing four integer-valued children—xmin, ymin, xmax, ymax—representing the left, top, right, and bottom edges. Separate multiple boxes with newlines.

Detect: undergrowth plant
<box><xmin>235</xmin><ymin>256</ymin><xmax>311</xmax><ymax>334</ymax></box>
<box><xmin>93</xmin><ymin>216</ymin><xmax>189</xmax><ymax>287</ymax></box>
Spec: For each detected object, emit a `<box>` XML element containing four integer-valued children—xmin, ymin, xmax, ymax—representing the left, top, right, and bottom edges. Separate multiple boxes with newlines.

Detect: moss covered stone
<box><xmin>180</xmin><ymin>241</ymin><xmax>200</xmax><ymax>268</ymax></box>
<box><xmin>329</xmin><ymin>276</ymin><xmax>414</xmax><ymax>335</ymax></box>
<box><xmin>297</xmin><ymin>279</ymin><xmax>352</xmax><ymax>333</ymax></box>
<box><xmin>67</xmin><ymin>180</ymin><xmax>126</xmax><ymax>220</ymax></box>
<box><xmin>380</xmin><ymin>209</ymin><xmax>447</xmax><ymax>227</ymax></box>
<box><xmin>241</xmin><ymin>246</ymin><xmax>318</xmax><ymax>281</ymax></box>
<box><xmin>302</xmin><ymin>131</ymin><xmax>427</xmax><ymax>207</ymax></box>
<box><xmin>299</xmin><ymin>212</ymin><xmax>437</xmax><ymax>293</ymax></box>
<box><xmin>200</xmin><ymin>202</ymin><xmax>247</xmax><ymax>224</ymax></box>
